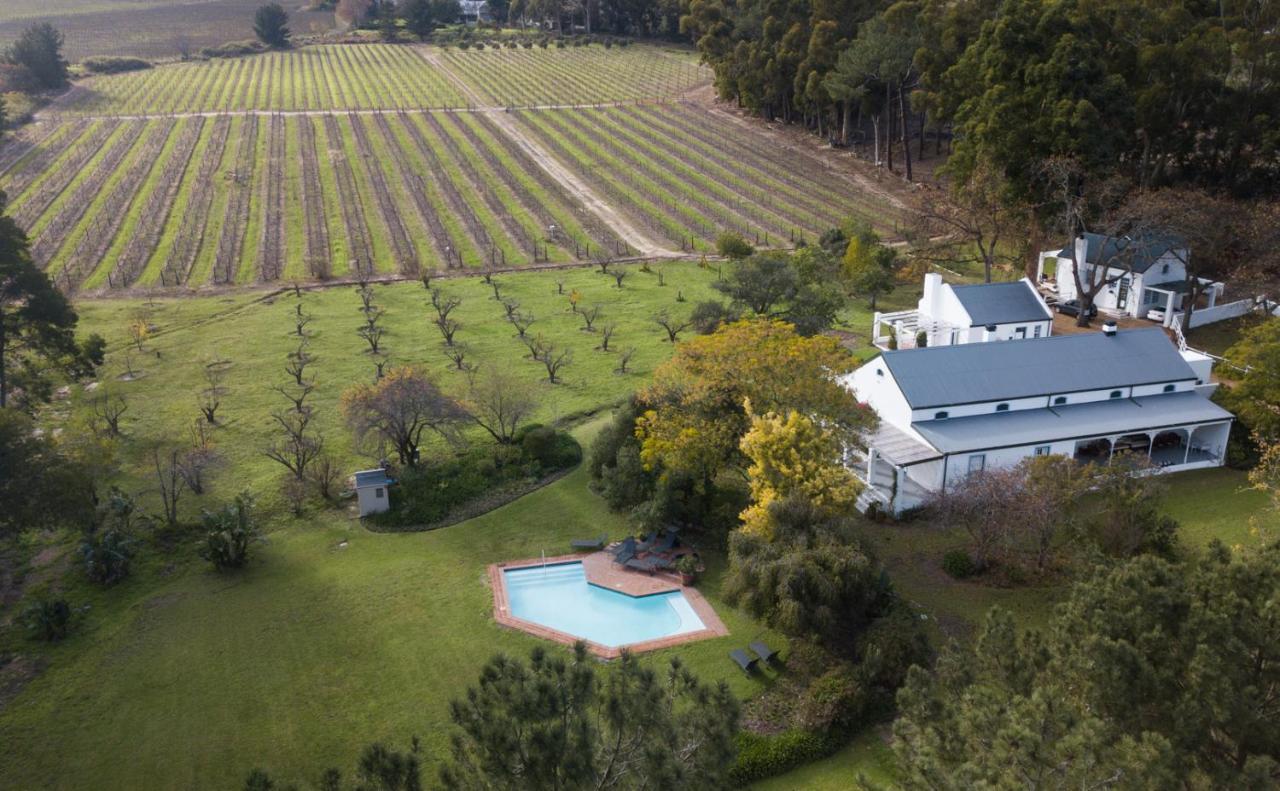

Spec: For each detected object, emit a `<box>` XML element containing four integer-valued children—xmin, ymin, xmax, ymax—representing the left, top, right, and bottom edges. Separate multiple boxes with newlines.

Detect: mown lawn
<box><xmin>0</xmin><ymin>417</ymin><xmax>790</xmax><ymax>789</ymax></box>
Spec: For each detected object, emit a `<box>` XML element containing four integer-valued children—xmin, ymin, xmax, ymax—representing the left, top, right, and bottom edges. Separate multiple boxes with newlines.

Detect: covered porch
<box><xmin>1140</xmin><ymin>278</ymin><xmax>1224</xmax><ymax>327</ymax></box>
<box><xmin>1071</xmin><ymin>422</ymin><xmax>1230</xmax><ymax>470</ymax></box>
<box><xmin>852</xmin><ymin>423</ymin><xmax>939</xmax><ymax>514</ymax></box>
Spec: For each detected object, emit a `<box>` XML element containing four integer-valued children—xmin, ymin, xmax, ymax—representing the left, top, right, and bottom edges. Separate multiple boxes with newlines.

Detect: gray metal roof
<box><xmin>951</xmin><ymin>280</ymin><xmax>1051</xmax><ymax>326</ymax></box>
<box><xmin>354</xmin><ymin>469</ymin><xmax>392</xmax><ymax>488</ymax></box>
<box><xmin>1056</xmin><ymin>232</ymin><xmax>1183</xmax><ymax>274</ymax></box>
<box><xmin>912</xmin><ymin>391</ymin><xmax>1233</xmax><ymax>455</ymax></box>
<box><xmin>880</xmin><ymin>327</ymin><xmax>1196</xmax><ymax>409</ymax></box>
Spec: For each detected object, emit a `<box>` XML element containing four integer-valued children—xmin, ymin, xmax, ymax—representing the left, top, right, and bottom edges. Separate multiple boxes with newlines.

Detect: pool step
<box><xmin>504</xmin><ymin>564</ymin><xmax>585</xmax><ymax>588</ymax></box>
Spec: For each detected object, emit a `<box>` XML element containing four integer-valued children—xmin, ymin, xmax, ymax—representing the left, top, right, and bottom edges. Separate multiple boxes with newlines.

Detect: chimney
<box><xmin>921</xmin><ymin>272</ymin><xmax>943</xmax><ymax>315</ymax></box>
<box><xmin>1102</xmin><ymin>321</ymin><xmax>1118</xmax><ymax>337</ymax></box>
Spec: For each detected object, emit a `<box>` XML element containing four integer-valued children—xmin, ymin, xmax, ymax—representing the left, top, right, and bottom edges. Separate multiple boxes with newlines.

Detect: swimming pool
<box><xmin>503</xmin><ymin>562</ymin><xmax>706</xmax><ymax>648</ymax></box>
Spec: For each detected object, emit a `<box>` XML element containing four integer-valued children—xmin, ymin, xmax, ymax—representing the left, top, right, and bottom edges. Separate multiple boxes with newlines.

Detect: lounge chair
<box><xmin>749</xmin><ymin>641</ymin><xmax>779</xmax><ymax>665</ymax></box>
<box><xmin>625</xmin><ymin>555</ymin><xmax>673</xmax><ymax>574</ymax></box>
<box><xmin>730</xmin><ymin>649</ymin><xmax>758</xmax><ymax>673</ymax></box>
<box><xmin>613</xmin><ymin>537</ymin><xmax>637</xmax><ymax>566</ymax></box>
<box><xmin>653</xmin><ymin>531</ymin><xmax>679</xmax><ymax>554</ymax></box>
<box><xmin>636</xmin><ymin>533</ymin><xmax>657</xmax><ymax>553</ymax></box>
<box><xmin>570</xmin><ymin>535</ymin><xmax>607</xmax><ymax>551</ymax></box>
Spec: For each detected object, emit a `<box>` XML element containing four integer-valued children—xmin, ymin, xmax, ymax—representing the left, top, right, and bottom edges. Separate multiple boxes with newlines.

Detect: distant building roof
<box><xmin>354</xmin><ymin>469</ymin><xmax>392</xmax><ymax>488</ymax></box>
<box><xmin>912</xmin><ymin>391</ymin><xmax>1233</xmax><ymax>455</ymax></box>
<box><xmin>951</xmin><ymin>280</ymin><xmax>1052</xmax><ymax>327</ymax></box>
<box><xmin>1056</xmin><ymin>232</ymin><xmax>1184</xmax><ymax>274</ymax></box>
<box><xmin>879</xmin><ymin>328</ymin><xmax>1197</xmax><ymax>409</ymax></box>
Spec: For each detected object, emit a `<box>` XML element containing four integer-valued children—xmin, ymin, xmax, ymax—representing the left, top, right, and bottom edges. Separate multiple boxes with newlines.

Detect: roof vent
<box><xmin>1102</xmin><ymin>321</ymin><xmax>1118</xmax><ymax>336</ymax></box>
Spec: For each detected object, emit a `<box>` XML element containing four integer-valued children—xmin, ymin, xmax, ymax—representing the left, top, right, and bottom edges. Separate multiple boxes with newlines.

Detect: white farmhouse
<box><xmin>1036</xmin><ymin>233</ymin><xmax>1225</xmax><ymax>327</ymax></box>
<box><xmin>872</xmin><ymin>273</ymin><xmax>1053</xmax><ymax>349</ymax></box>
<box><xmin>354</xmin><ymin>469</ymin><xmax>393</xmax><ymax>517</ymax></box>
<box><xmin>845</xmin><ymin>326</ymin><xmax>1233</xmax><ymax>515</ymax></box>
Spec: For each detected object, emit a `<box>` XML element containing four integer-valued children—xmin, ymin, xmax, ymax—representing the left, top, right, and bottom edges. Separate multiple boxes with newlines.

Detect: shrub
<box><xmin>520</xmin><ymin>426</ymin><xmax>581</xmax><ymax>471</ymax></box>
<box><xmin>198</xmin><ymin>492</ymin><xmax>260</xmax><ymax>570</ymax></box>
<box><xmin>716</xmin><ymin>231</ymin><xmax>754</xmax><ymax>260</ymax></box>
<box><xmin>81</xmin><ymin>56</ymin><xmax>151</xmax><ymax>74</ymax></box>
<box><xmin>690</xmin><ymin>300</ymin><xmax>738</xmax><ymax>335</ymax></box>
<box><xmin>555</xmin><ymin>39</ymin><xmax>566</xmax><ymax>49</ymax></box>
<box><xmin>795</xmin><ymin>665</ymin><xmax>866</xmax><ymax>733</ymax></box>
<box><xmin>79</xmin><ymin>528</ymin><xmax>137</xmax><ymax>586</ymax></box>
<box><xmin>200</xmin><ymin>40</ymin><xmax>265</xmax><ymax>58</ymax></box>
<box><xmin>729</xmin><ymin>730</ymin><xmax>834</xmax><ymax>785</ymax></box>
<box><xmin>22</xmin><ymin>598</ymin><xmax>72</xmax><ymax>642</ymax></box>
<box><xmin>941</xmin><ymin>549</ymin><xmax>977</xmax><ymax>579</ymax></box>
<box><xmin>915</xmin><ymin>330</ymin><xmax>928</xmax><ymax>348</ymax></box>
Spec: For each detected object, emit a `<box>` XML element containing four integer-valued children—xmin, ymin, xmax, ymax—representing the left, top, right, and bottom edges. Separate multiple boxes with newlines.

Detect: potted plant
<box><xmin>676</xmin><ymin>555</ymin><xmax>699</xmax><ymax>585</ymax></box>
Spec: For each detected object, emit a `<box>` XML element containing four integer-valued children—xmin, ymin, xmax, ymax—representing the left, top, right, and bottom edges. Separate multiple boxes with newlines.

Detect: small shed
<box><xmin>354</xmin><ymin>469</ymin><xmax>393</xmax><ymax>517</ymax></box>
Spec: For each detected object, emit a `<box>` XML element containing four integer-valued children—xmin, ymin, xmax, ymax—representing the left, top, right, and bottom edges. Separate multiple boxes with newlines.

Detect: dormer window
<box><xmin>934</xmin><ymin>411</ymin><xmax>949</xmax><ymax>420</ymax></box>
<box><xmin>1163</xmin><ymin>384</ymin><xmax>1175</xmax><ymax>393</ymax></box>
<box><xmin>876</xmin><ymin>368</ymin><xmax>883</xmax><ymax>377</ymax></box>
<box><xmin>995</xmin><ymin>403</ymin><xmax>1010</xmax><ymax>412</ymax></box>
<box><xmin>1053</xmin><ymin>396</ymin><xmax>1067</xmax><ymax>406</ymax></box>
<box><xmin>1110</xmin><ymin>390</ymin><xmax>1123</xmax><ymax>399</ymax></box>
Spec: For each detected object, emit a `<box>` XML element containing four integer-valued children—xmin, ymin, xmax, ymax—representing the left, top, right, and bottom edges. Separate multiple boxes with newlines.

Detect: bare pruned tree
<box><xmin>654</xmin><ymin>309</ymin><xmax>692</xmax><ymax>343</ymax></box>
<box><xmin>373</xmin><ymin>352</ymin><xmax>390</xmax><ymax>380</ymax></box>
<box><xmin>501</xmin><ymin>298</ymin><xmax>521</xmax><ymax>321</ymax></box>
<box><xmin>307</xmin><ymin>453</ymin><xmax>343</xmax><ymax>503</ymax></box>
<box><xmin>436</xmin><ymin>315</ymin><xmax>462</xmax><ymax>346</ymax></box>
<box><xmin>465</xmin><ymin>367</ymin><xmax>537</xmax><ymax>443</ymax></box>
<box><xmin>293</xmin><ymin>303</ymin><xmax>313</xmax><ymax>338</ymax></box>
<box><xmin>91</xmin><ymin>391</ymin><xmax>128</xmax><ymax>437</ymax></box>
<box><xmin>358</xmin><ymin>322</ymin><xmax>385</xmax><ymax>354</ymax></box>
<box><xmin>599</xmin><ymin>323</ymin><xmax>617</xmax><ymax>351</ymax></box>
<box><xmin>443</xmin><ymin>343</ymin><xmax>472</xmax><ymax>372</ymax></box>
<box><xmin>272</xmin><ymin>380</ymin><xmax>315</xmax><ymax>415</ymax></box>
<box><xmin>199</xmin><ymin>363</ymin><xmax>227</xmax><ymax>424</ymax></box>
<box><xmin>489</xmin><ymin>278</ymin><xmax>503</xmax><ymax>301</ymax></box>
<box><xmin>538</xmin><ymin>342</ymin><xmax>572</xmax><ymax>384</ymax></box>
<box><xmin>357</xmin><ymin>281</ymin><xmax>376</xmax><ymax>313</ymax></box>
<box><xmin>612</xmin><ymin>268</ymin><xmax>627</xmax><ymax>289</ymax></box>
<box><xmin>341</xmin><ymin>367</ymin><xmax>466</xmax><ymax>466</ymax></box>
<box><xmin>581</xmin><ymin>305</ymin><xmax>603</xmax><ymax>332</ymax></box>
<box><xmin>264</xmin><ymin>408</ymin><xmax>323</xmax><ymax>480</ymax></box>
<box><xmin>152</xmin><ymin>446</ymin><xmax>187</xmax><ymax>527</ymax></box>
<box><xmin>285</xmin><ymin>343</ymin><xmax>315</xmax><ymax>387</ymax></box>
<box><xmin>908</xmin><ymin>157</ymin><xmax>1032</xmax><ymax>283</ymax></box>
<box><xmin>430</xmin><ymin>289</ymin><xmax>461</xmax><ymax>323</ymax></box>
<box><xmin>511</xmin><ymin>312</ymin><xmax>536</xmax><ymax>339</ymax></box>
<box><xmin>616</xmin><ymin>347</ymin><xmax>636</xmax><ymax>374</ymax></box>
<box><xmin>177</xmin><ymin>440</ymin><xmax>220</xmax><ymax>496</ymax></box>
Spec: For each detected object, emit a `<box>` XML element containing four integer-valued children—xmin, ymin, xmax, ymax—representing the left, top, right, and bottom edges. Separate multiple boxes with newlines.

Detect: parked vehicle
<box><xmin>1055</xmin><ymin>299</ymin><xmax>1098</xmax><ymax>318</ymax></box>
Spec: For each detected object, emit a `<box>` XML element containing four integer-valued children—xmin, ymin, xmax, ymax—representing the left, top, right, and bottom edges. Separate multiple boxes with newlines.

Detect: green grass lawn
<box><xmin>0</xmin><ymin>417</ymin><xmax>790</xmax><ymax>789</ymax></box>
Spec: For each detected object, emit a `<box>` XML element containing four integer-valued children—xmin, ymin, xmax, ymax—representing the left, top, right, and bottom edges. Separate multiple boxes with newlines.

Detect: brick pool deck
<box><xmin>488</xmin><ymin>551</ymin><xmax>729</xmax><ymax>659</ymax></box>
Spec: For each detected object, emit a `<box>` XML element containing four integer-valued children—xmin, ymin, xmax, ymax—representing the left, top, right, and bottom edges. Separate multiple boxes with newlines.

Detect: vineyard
<box><xmin>52</xmin><ymin>45</ymin><xmax>467</xmax><ymax>115</ymax></box>
<box><xmin>438</xmin><ymin>45</ymin><xmax>710</xmax><ymax>106</ymax></box>
<box><xmin>0</xmin><ymin>43</ymin><xmax>906</xmax><ymax>294</ymax></box>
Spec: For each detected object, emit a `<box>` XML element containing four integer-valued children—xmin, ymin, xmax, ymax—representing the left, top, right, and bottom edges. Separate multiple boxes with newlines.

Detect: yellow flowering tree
<box><xmin>738</xmin><ymin>401</ymin><xmax>863</xmax><ymax>540</ymax></box>
<box><xmin>636</xmin><ymin>318</ymin><xmax>873</xmax><ymax>485</ymax></box>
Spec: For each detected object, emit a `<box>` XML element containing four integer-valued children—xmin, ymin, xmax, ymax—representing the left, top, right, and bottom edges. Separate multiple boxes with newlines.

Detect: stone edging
<box><xmin>488</xmin><ymin>553</ymin><xmax>729</xmax><ymax>659</ymax></box>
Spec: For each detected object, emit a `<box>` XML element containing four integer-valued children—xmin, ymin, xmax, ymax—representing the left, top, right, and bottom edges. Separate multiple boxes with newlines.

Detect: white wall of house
<box><xmin>916</xmin><ymin>274</ymin><xmax>1051</xmax><ymax>346</ymax></box>
<box><xmin>1050</xmin><ymin>237</ymin><xmax>1190</xmax><ymax>319</ymax></box>
<box><xmin>846</xmin><ymin>364</ymin><xmax>915</xmax><ymax>435</ymax></box>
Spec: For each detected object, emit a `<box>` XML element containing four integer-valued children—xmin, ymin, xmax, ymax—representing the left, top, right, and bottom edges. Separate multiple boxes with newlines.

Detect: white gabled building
<box><xmin>872</xmin><ymin>273</ymin><xmax>1053</xmax><ymax>350</ymax></box>
<box><xmin>844</xmin><ymin>326</ymin><xmax>1233</xmax><ymax>514</ymax></box>
<box><xmin>1036</xmin><ymin>233</ymin><xmax>1225</xmax><ymax>327</ymax></box>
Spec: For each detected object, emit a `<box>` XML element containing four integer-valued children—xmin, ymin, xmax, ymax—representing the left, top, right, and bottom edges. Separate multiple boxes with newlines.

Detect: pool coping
<box><xmin>488</xmin><ymin>553</ymin><xmax>729</xmax><ymax>660</ymax></box>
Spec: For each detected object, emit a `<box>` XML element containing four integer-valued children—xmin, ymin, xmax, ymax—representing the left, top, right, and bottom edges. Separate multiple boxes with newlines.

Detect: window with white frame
<box><xmin>1034</xmin><ymin>445</ymin><xmax>1051</xmax><ymax>456</ymax></box>
<box><xmin>968</xmin><ymin>454</ymin><xmax>986</xmax><ymax>473</ymax></box>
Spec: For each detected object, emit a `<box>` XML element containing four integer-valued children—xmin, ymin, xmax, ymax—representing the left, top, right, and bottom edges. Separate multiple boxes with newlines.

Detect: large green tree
<box><xmin>253</xmin><ymin>3</ymin><xmax>291</xmax><ymax>48</ymax></box>
<box><xmin>4</xmin><ymin>23</ymin><xmax>68</xmax><ymax>90</ymax></box>
<box><xmin>0</xmin><ymin>190</ymin><xmax>78</xmax><ymax>410</ymax></box>
<box><xmin>440</xmin><ymin>643</ymin><xmax>739</xmax><ymax>790</ymax></box>
<box><xmin>895</xmin><ymin>544</ymin><xmax>1280</xmax><ymax>787</ymax></box>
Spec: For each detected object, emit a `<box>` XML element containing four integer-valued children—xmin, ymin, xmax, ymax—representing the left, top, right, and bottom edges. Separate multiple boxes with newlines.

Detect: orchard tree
<box><xmin>440</xmin><ymin>643</ymin><xmax>739</xmax><ymax>790</ymax></box>
<box><xmin>0</xmin><ymin>190</ymin><xmax>78</xmax><ymax>409</ymax></box>
<box><xmin>712</xmin><ymin>251</ymin><xmax>797</xmax><ymax>315</ymax></box>
<box><xmin>463</xmin><ymin>367</ymin><xmax>536</xmax><ymax>444</ymax></box>
<box><xmin>341</xmin><ymin>366</ymin><xmax>464</xmax><ymax>465</ymax></box>
<box><xmin>253</xmin><ymin>3</ymin><xmax>291</xmax><ymax>48</ymax></box>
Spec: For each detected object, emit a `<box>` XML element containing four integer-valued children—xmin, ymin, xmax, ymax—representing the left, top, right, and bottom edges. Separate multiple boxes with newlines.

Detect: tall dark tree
<box><xmin>440</xmin><ymin>643</ymin><xmax>740</xmax><ymax>790</ymax></box>
<box><xmin>4</xmin><ymin>23</ymin><xmax>69</xmax><ymax>90</ymax></box>
<box><xmin>253</xmin><ymin>4</ymin><xmax>291</xmax><ymax>48</ymax></box>
<box><xmin>0</xmin><ymin>190</ymin><xmax>78</xmax><ymax>409</ymax></box>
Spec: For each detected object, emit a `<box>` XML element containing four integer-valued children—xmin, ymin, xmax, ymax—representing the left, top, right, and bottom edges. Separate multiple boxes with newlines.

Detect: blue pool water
<box><xmin>504</xmin><ymin>562</ymin><xmax>705</xmax><ymax>648</ymax></box>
